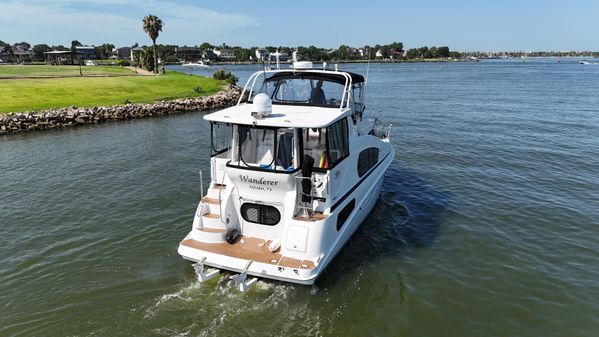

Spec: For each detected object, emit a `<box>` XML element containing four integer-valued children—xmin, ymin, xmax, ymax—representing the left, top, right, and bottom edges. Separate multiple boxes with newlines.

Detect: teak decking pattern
<box><xmin>181</xmin><ymin>236</ymin><xmax>315</xmax><ymax>270</ymax></box>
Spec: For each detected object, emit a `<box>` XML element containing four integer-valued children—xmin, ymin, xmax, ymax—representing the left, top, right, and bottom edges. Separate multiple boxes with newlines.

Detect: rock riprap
<box><xmin>0</xmin><ymin>85</ymin><xmax>242</xmax><ymax>136</ymax></box>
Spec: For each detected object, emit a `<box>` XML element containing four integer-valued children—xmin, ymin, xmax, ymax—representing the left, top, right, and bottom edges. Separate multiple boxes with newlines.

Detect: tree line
<box><xmin>0</xmin><ymin>39</ymin><xmax>461</xmax><ymax>64</ymax></box>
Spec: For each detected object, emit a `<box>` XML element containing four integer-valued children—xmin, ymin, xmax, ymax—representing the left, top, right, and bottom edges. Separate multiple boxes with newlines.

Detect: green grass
<box><xmin>0</xmin><ymin>71</ymin><xmax>226</xmax><ymax>113</ymax></box>
<box><xmin>0</xmin><ymin>65</ymin><xmax>135</xmax><ymax>77</ymax></box>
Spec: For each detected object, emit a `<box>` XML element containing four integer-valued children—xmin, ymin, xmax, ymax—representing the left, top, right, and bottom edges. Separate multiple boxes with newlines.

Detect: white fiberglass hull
<box><xmin>178</xmin><ymin>146</ymin><xmax>394</xmax><ymax>285</ymax></box>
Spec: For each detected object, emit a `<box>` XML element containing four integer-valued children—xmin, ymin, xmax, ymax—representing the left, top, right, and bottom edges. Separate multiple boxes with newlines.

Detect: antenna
<box><xmin>365</xmin><ymin>47</ymin><xmax>371</xmax><ymax>86</ymax></box>
<box><xmin>261</xmin><ymin>59</ymin><xmax>267</xmax><ymax>81</ymax></box>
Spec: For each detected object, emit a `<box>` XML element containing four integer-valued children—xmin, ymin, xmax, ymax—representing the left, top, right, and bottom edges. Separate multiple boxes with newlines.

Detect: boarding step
<box><xmin>190</xmin><ymin>227</ymin><xmax>227</xmax><ymax>243</ymax></box>
<box><xmin>201</xmin><ymin>212</ymin><xmax>226</xmax><ymax>229</ymax></box>
<box><xmin>207</xmin><ymin>185</ymin><xmax>226</xmax><ymax>198</ymax></box>
<box><xmin>201</xmin><ymin>196</ymin><xmax>220</xmax><ymax>205</ymax></box>
<box><xmin>201</xmin><ymin>197</ymin><xmax>221</xmax><ymax>215</ymax></box>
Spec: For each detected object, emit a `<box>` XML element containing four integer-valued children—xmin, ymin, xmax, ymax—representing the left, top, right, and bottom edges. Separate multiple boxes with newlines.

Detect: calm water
<box><xmin>1</xmin><ymin>59</ymin><xmax>598</xmax><ymax>336</ymax></box>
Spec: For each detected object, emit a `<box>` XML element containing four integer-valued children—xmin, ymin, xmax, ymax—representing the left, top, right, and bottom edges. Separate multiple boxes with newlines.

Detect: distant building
<box><xmin>10</xmin><ymin>45</ymin><xmax>33</xmax><ymax>63</ymax></box>
<box><xmin>130</xmin><ymin>46</ymin><xmax>143</xmax><ymax>62</ymax></box>
<box><xmin>175</xmin><ymin>46</ymin><xmax>201</xmax><ymax>61</ymax></box>
<box><xmin>116</xmin><ymin>47</ymin><xmax>131</xmax><ymax>60</ymax></box>
<box><xmin>268</xmin><ymin>51</ymin><xmax>289</xmax><ymax>63</ymax></box>
<box><xmin>44</xmin><ymin>50</ymin><xmax>82</xmax><ymax>65</ymax></box>
<box><xmin>202</xmin><ymin>50</ymin><xmax>217</xmax><ymax>61</ymax></box>
<box><xmin>75</xmin><ymin>45</ymin><xmax>96</xmax><ymax>60</ymax></box>
<box><xmin>214</xmin><ymin>48</ymin><xmax>236</xmax><ymax>60</ymax></box>
<box><xmin>255</xmin><ymin>48</ymin><xmax>269</xmax><ymax>61</ymax></box>
<box><xmin>375</xmin><ymin>50</ymin><xmax>384</xmax><ymax>58</ymax></box>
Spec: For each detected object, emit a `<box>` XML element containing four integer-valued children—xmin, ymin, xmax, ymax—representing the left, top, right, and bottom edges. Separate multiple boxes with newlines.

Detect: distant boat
<box><xmin>580</xmin><ymin>60</ymin><xmax>591</xmax><ymax>65</ymax></box>
<box><xmin>182</xmin><ymin>60</ymin><xmax>210</xmax><ymax>68</ymax></box>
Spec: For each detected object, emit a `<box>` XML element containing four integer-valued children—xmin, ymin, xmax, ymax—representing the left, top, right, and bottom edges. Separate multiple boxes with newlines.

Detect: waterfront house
<box><xmin>255</xmin><ymin>48</ymin><xmax>269</xmax><ymax>61</ymax></box>
<box><xmin>176</xmin><ymin>46</ymin><xmax>202</xmax><ymax>61</ymax></box>
<box><xmin>130</xmin><ymin>46</ymin><xmax>143</xmax><ymax>62</ymax></box>
<box><xmin>116</xmin><ymin>46</ymin><xmax>131</xmax><ymax>60</ymax></box>
<box><xmin>44</xmin><ymin>50</ymin><xmax>82</xmax><ymax>65</ymax></box>
<box><xmin>5</xmin><ymin>45</ymin><xmax>33</xmax><ymax>63</ymax></box>
<box><xmin>75</xmin><ymin>46</ymin><xmax>96</xmax><ymax>60</ymax></box>
<box><xmin>268</xmin><ymin>51</ymin><xmax>289</xmax><ymax>63</ymax></box>
<box><xmin>214</xmin><ymin>48</ymin><xmax>236</xmax><ymax>61</ymax></box>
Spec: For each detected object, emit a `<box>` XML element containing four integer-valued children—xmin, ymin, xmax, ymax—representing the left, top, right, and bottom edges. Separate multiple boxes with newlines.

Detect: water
<box><xmin>1</xmin><ymin>59</ymin><xmax>598</xmax><ymax>336</ymax></box>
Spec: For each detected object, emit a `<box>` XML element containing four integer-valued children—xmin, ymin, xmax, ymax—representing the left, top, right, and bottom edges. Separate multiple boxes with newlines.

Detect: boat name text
<box><xmin>239</xmin><ymin>175</ymin><xmax>279</xmax><ymax>187</ymax></box>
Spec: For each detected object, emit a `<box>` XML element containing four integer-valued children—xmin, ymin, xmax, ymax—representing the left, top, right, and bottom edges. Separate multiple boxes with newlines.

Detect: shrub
<box><xmin>212</xmin><ymin>69</ymin><xmax>238</xmax><ymax>85</ymax></box>
<box><xmin>116</xmin><ymin>59</ymin><xmax>131</xmax><ymax>66</ymax></box>
<box><xmin>164</xmin><ymin>54</ymin><xmax>179</xmax><ymax>64</ymax></box>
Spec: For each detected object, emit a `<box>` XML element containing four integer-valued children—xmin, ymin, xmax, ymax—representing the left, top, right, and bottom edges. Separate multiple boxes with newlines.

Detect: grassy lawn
<box><xmin>0</xmin><ymin>71</ymin><xmax>226</xmax><ymax>113</ymax></box>
<box><xmin>0</xmin><ymin>65</ymin><xmax>135</xmax><ymax>77</ymax></box>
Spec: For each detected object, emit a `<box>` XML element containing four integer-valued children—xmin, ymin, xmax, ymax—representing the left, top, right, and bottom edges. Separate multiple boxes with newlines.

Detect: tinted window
<box><xmin>241</xmin><ymin>203</ymin><xmax>281</xmax><ymax>226</ymax></box>
<box><xmin>357</xmin><ymin>147</ymin><xmax>379</xmax><ymax>177</ymax></box>
<box><xmin>337</xmin><ymin>199</ymin><xmax>355</xmax><ymax>231</ymax></box>
<box><xmin>327</xmin><ymin>118</ymin><xmax>349</xmax><ymax>165</ymax></box>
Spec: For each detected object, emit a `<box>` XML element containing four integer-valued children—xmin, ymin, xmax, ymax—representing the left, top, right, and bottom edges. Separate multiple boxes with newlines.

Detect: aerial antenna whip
<box><xmin>365</xmin><ymin>47</ymin><xmax>371</xmax><ymax>87</ymax></box>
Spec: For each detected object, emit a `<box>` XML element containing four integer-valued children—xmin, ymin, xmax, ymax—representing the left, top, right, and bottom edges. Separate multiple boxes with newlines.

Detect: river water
<box><xmin>1</xmin><ymin>59</ymin><xmax>598</xmax><ymax>336</ymax></box>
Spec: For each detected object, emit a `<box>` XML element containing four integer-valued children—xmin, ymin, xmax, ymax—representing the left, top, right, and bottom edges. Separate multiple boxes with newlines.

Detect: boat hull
<box><xmin>178</xmin><ymin>146</ymin><xmax>394</xmax><ymax>285</ymax></box>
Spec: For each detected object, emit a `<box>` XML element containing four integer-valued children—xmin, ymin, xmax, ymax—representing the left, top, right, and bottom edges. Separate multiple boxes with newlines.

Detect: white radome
<box><xmin>252</xmin><ymin>93</ymin><xmax>272</xmax><ymax>118</ymax></box>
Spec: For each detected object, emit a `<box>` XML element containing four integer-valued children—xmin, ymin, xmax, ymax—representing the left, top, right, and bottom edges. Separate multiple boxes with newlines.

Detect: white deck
<box><xmin>204</xmin><ymin>103</ymin><xmax>351</xmax><ymax>128</ymax></box>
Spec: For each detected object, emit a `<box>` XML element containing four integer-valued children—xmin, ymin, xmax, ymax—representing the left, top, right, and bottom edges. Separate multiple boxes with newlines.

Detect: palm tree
<box><xmin>142</xmin><ymin>14</ymin><xmax>163</xmax><ymax>73</ymax></box>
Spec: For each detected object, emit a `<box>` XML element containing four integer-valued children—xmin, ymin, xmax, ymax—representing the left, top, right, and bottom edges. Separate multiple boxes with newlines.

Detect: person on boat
<box><xmin>310</xmin><ymin>80</ymin><xmax>326</xmax><ymax>105</ymax></box>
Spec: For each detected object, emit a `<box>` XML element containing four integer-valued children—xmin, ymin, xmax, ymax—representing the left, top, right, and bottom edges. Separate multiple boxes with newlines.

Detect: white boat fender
<box><xmin>268</xmin><ymin>238</ymin><xmax>281</xmax><ymax>252</ymax></box>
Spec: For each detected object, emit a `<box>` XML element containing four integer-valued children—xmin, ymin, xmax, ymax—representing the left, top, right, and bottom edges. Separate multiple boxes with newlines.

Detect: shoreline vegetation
<box><xmin>0</xmin><ymin>67</ymin><xmax>225</xmax><ymax>113</ymax></box>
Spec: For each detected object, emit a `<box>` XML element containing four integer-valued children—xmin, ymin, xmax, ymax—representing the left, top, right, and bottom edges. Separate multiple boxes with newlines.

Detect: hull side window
<box><xmin>336</xmin><ymin>199</ymin><xmax>355</xmax><ymax>231</ymax></box>
<box><xmin>357</xmin><ymin>147</ymin><xmax>379</xmax><ymax>177</ymax></box>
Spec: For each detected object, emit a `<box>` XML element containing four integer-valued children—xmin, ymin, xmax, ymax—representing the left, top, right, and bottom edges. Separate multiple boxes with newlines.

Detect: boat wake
<box><xmin>142</xmin><ymin>274</ymin><xmax>328</xmax><ymax>336</ymax></box>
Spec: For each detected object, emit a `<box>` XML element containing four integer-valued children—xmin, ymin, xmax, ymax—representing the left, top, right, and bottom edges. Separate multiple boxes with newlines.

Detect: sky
<box><xmin>1</xmin><ymin>0</ymin><xmax>598</xmax><ymax>51</ymax></box>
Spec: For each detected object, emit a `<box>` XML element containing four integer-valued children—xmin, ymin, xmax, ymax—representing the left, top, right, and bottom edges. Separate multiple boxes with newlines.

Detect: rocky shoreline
<box><xmin>0</xmin><ymin>85</ymin><xmax>242</xmax><ymax>136</ymax></box>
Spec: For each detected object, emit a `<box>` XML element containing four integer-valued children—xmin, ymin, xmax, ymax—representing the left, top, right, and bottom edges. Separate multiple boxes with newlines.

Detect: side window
<box><xmin>211</xmin><ymin>122</ymin><xmax>232</xmax><ymax>157</ymax></box>
<box><xmin>357</xmin><ymin>147</ymin><xmax>379</xmax><ymax>177</ymax></box>
<box><xmin>327</xmin><ymin>118</ymin><xmax>349</xmax><ymax>165</ymax></box>
<box><xmin>336</xmin><ymin>199</ymin><xmax>355</xmax><ymax>231</ymax></box>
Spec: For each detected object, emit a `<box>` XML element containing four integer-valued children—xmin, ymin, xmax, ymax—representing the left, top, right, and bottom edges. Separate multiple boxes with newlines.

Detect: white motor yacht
<box><xmin>178</xmin><ymin>62</ymin><xmax>394</xmax><ymax>290</ymax></box>
<box><xmin>182</xmin><ymin>60</ymin><xmax>210</xmax><ymax>68</ymax></box>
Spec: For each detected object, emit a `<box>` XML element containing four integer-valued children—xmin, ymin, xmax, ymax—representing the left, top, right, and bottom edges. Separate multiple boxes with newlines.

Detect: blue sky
<box><xmin>1</xmin><ymin>0</ymin><xmax>598</xmax><ymax>51</ymax></box>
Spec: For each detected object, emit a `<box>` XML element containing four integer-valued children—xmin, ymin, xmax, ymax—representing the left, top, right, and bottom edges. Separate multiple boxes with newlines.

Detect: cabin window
<box><xmin>211</xmin><ymin>122</ymin><xmax>232</xmax><ymax>157</ymax></box>
<box><xmin>241</xmin><ymin>203</ymin><xmax>281</xmax><ymax>226</ymax></box>
<box><xmin>302</xmin><ymin>128</ymin><xmax>327</xmax><ymax>169</ymax></box>
<box><xmin>357</xmin><ymin>147</ymin><xmax>379</xmax><ymax>177</ymax></box>
<box><xmin>301</xmin><ymin>118</ymin><xmax>349</xmax><ymax>170</ymax></box>
<box><xmin>336</xmin><ymin>199</ymin><xmax>355</xmax><ymax>231</ymax></box>
<box><xmin>234</xmin><ymin>125</ymin><xmax>298</xmax><ymax>172</ymax></box>
<box><xmin>327</xmin><ymin>118</ymin><xmax>349</xmax><ymax>165</ymax></box>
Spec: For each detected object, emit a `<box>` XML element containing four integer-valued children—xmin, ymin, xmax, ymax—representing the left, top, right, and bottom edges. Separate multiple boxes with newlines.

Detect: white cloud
<box><xmin>0</xmin><ymin>1</ymin><xmax>260</xmax><ymax>46</ymax></box>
